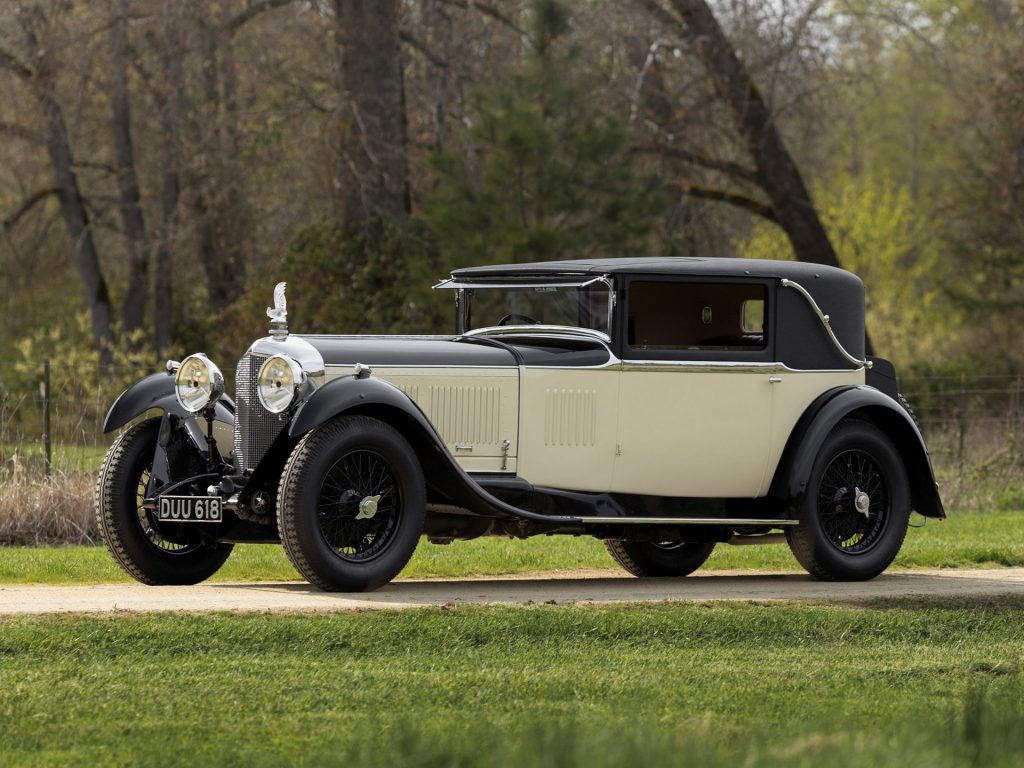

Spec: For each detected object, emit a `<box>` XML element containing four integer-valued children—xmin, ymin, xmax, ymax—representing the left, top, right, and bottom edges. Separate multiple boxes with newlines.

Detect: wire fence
<box><xmin>0</xmin><ymin>359</ymin><xmax>158</xmax><ymax>478</ymax></box>
<box><xmin>1</xmin><ymin>359</ymin><xmax>1023</xmax><ymax>487</ymax></box>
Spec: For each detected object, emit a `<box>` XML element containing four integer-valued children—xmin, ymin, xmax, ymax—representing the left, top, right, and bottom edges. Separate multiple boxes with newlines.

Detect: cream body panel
<box><xmin>611</xmin><ymin>366</ymin><xmax>864</xmax><ymax>498</ymax></box>
<box><xmin>516</xmin><ymin>368</ymin><xmax>620</xmax><ymax>492</ymax></box>
<box><xmin>324</xmin><ymin>365</ymin><xmax>518</xmax><ymax>472</ymax></box>
<box><xmin>612</xmin><ymin>368</ymin><xmax>773</xmax><ymax>497</ymax></box>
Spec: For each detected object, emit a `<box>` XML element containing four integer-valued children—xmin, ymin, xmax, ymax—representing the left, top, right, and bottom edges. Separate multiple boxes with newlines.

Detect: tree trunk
<box><xmin>666</xmin><ymin>0</ymin><xmax>841</xmax><ymax>271</ymax></box>
<box><xmin>187</xmin><ymin>12</ymin><xmax>245</xmax><ymax>311</ymax></box>
<box><xmin>664</xmin><ymin>0</ymin><xmax>872</xmax><ymax>353</ymax></box>
<box><xmin>109</xmin><ymin>0</ymin><xmax>149</xmax><ymax>339</ymax></box>
<box><xmin>153</xmin><ymin>5</ymin><xmax>186</xmax><ymax>355</ymax></box>
<box><xmin>20</xmin><ymin>11</ymin><xmax>114</xmax><ymax>360</ymax></box>
<box><xmin>334</xmin><ymin>0</ymin><xmax>410</xmax><ymax>224</ymax></box>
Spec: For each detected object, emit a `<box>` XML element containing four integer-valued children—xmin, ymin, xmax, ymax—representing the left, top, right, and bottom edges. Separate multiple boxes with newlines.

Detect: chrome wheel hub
<box><xmin>854</xmin><ymin>487</ymin><xmax>871</xmax><ymax>518</ymax></box>
<box><xmin>356</xmin><ymin>494</ymin><xmax>382</xmax><ymax>520</ymax></box>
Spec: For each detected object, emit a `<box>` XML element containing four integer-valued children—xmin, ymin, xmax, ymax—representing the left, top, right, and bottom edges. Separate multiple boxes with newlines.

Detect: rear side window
<box><xmin>627</xmin><ymin>281</ymin><xmax>767</xmax><ymax>351</ymax></box>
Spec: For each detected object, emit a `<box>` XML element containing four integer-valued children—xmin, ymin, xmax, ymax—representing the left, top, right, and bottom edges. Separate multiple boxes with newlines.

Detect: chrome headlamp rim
<box><xmin>257</xmin><ymin>353</ymin><xmax>304</xmax><ymax>414</ymax></box>
<box><xmin>174</xmin><ymin>353</ymin><xmax>224</xmax><ymax>413</ymax></box>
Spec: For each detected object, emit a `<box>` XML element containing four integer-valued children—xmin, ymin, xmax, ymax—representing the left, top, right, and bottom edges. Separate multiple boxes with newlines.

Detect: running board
<box><xmin>575</xmin><ymin>517</ymin><xmax>798</xmax><ymax>526</ymax></box>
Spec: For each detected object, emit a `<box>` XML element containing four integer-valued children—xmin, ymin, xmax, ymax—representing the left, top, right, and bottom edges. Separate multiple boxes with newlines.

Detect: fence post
<box><xmin>957</xmin><ymin>371</ymin><xmax>967</xmax><ymax>483</ymax></box>
<box><xmin>42</xmin><ymin>359</ymin><xmax>51</xmax><ymax>476</ymax></box>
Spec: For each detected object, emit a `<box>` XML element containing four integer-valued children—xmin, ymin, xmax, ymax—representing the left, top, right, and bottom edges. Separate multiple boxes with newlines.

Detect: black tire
<box><xmin>786</xmin><ymin>420</ymin><xmax>910</xmax><ymax>581</ymax></box>
<box><xmin>95</xmin><ymin>418</ymin><xmax>233</xmax><ymax>585</ymax></box>
<box><xmin>277</xmin><ymin>415</ymin><xmax>425</xmax><ymax>592</ymax></box>
<box><xmin>605</xmin><ymin>539</ymin><xmax>716</xmax><ymax>577</ymax></box>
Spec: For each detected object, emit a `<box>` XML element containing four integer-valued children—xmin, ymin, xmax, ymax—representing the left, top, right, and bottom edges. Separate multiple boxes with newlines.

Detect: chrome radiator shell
<box><xmin>232</xmin><ymin>335</ymin><xmax>325</xmax><ymax>474</ymax></box>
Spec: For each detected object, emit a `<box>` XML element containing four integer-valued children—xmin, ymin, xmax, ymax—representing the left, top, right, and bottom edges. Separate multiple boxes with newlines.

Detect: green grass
<box><xmin>0</xmin><ymin>442</ymin><xmax>108</xmax><ymax>475</ymax></box>
<box><xmin>1</xmin><ymin>509</ymin><xmax>1022</xmax><ymax>585</ymax></box>
<box><xmin>0</xmin><ymin>599</ymin><xmax>1022</xmax><ymax>766</ymax></box>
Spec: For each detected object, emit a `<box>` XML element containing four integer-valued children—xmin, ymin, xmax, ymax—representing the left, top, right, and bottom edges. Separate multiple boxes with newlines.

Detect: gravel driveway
<box><xmin>1</xmin><ymin>568</ymin><xmax>1022</xmax><ymax>615</ymax></box>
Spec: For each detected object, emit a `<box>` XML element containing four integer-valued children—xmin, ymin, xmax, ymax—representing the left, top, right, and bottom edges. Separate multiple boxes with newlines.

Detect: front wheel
<box><xmin>786</xmin><ymin>420</ymin><xmax>911</xmax><ymax>580</ymax></box>
<box><xmin>95</xmin><ymin>418</ymin><xmax>233</xmax><ymax>585</ymax></box>
<box><xmin>605</xmin><ymin>540</ymin><xmax>716</xmax><ymax>577</ymax></box>
<box><xmin>277</xmin><ymin>415</ymin><xmax>426</xmax><ymax>592</ymax></box>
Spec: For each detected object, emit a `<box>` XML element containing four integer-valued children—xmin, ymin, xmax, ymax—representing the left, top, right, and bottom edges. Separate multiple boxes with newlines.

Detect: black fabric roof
<box><xmin>449</xmin><ymin>257</ymin><xmax>857</xmax><ymax>284</ymax></box>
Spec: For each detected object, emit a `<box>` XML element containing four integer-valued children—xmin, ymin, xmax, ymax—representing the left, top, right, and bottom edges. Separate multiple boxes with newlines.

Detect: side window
<box><xmin>626</xmin><ymin>281</ymin><xmax>768</xmax><ymax>352</ymax></box>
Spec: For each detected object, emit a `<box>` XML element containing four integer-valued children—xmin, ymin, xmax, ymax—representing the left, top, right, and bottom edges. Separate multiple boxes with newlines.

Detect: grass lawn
<box><xmin>0</xmin><ymin>599</ymin><xmax>1022</xmax><ymax>766</ymax></box>
<box><xmin>0</xmin><ymin>509</ymin><xmax>1022</xmax><ymax>585</ymax></box>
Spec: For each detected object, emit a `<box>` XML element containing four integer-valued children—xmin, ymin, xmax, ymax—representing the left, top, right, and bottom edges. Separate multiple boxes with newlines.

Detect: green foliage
<box><xmin>0</xmin><ymin>313</ymin><xmax>165</xmax><ymax>446</ymax></box>
<box><xmin>282</xmin><ymin>218</ymin><xmax>447</xmax><ymax>334</ymax></box>
<box><xmin>740</xmin><ymin>173</ymin><xmax>960</xmax><ymax>367</ymax></box>
<box><xmin>423</xmin><ymin>0</ymin><xmax>667</xmax><ymax>267</ymax></box>
<box><xmin>217</xmin><ymin>218</ymin><xmax>449</xmax><ymax>355</ymax></box>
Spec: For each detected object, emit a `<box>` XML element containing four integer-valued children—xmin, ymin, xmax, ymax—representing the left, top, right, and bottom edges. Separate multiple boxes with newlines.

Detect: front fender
<box><xmin>770</xmin><ymin>386</ymin><xmax>945</xmax><ymax>519</ymax></box>
<box><xmin>287</xmin><ymin>375</ymin><xmax>584</xmax><ymax>527</ymax></box>
<box><xmin>104</xmin><ymin>371</ymin><xmax>234</xmax><ymax>433</ymax></box>
<box><xmin>288</xmin><ymin>375</ymin><xmax>428</xmax><ymax>439</ymax></box>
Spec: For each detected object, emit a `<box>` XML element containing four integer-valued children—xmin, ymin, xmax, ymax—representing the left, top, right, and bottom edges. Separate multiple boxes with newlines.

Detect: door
<box><xmin>611</xmin><ymin>278</ymin><xmax>776</xmax><ymax>498</ymax></box>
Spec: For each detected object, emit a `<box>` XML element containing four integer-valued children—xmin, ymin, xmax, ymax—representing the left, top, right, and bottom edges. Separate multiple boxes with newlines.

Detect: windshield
<box><xmin>460</xmin><ymin>281</ymin><xmax>613</xmax><ymax>335</ymax></box>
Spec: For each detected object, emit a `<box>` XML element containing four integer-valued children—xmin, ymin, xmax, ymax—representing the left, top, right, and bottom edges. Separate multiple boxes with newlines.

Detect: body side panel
<box><xmin>516</xmin><ymin>367</ymin><xmax>621</xmax><ymax>492</ymax></box>
<box><xmin>324</xmin><ymin>365</ymin><xmax>519</xmax><ymax>472</ymax></box>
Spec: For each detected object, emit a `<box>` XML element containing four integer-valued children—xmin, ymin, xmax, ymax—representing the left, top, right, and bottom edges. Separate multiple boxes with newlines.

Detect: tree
<box><xmin>741</xmin><ymin>172</ymin><xmax>957</xmax><ymax>368</ymax></box>
<box><xmin>424</xmin><ymin>0</ymin><xmax>666</xmax><ymax>267</ymax></box>
<box><xmin>637</xmin><ymin>0</ymin><xmax>843</xmax><ymax>271</ymax></box>
<box><xmin>1</xmin><ymin>5</ymin><xmax>115</xmax><ymax>359</ymax></box>
<box><xmin>334</xmin><ymin>0</ymin><xmax>410</xmax><ymax>225</ymax></box>
<box><xmin>107</xmin><ymin>0</ymin><xmax>149</xmax><ymax>339</ymax></box>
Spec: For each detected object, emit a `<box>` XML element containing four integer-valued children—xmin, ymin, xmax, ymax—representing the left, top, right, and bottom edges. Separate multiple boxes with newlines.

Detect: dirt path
<box><xmin>1</xmin><ymin>568</ymin><xmax>1023</xmax><ymax>615</ymax></box>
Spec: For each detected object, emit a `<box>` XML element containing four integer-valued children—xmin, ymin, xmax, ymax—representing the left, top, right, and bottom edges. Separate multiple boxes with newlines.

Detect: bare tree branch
<box><xmin>634</xmin><ymin>143</ymin><xmax>758</xmax><ymax>184</ymax></box>
<box><xmin>2</xmin><ymin>187</ymin><xmax>61</xmax><ymax>232</ymax></box>
<box><xmin>400</xmin><ymin>29</ymin><xmax>448</xmax><ymax>68</ymax></box>
<box><xmin>72</xmin><ymin>160</ymin><xmax>118</xmax><ymax>175</ymax></box>
<box><xmin>437</xmin><ymin>0</ymin><xmax>525</xmax><ymax>36</ymax></box>
<box><xmin>0</xmin><ymin>120</ymin><xmax>45</xmax><ymax>145</ymax></box>
<box><xmin>669</xmin><ymin>180</ymin><xmax>778</xmax><ymax>223</ymax></box>
<box><xmin>225</xmin><ymin>0</ymin><xmax>297</xmax><ymax>34</ymax></box>
<box><xmin>0</xmin><ymin>45</ymin><xmax>33</xmax><ymax>79</ymax></box>
<box><xmin>633</xmin><ymin>0</ymin><xmax>688</xmax><ymax>36</ymax></box>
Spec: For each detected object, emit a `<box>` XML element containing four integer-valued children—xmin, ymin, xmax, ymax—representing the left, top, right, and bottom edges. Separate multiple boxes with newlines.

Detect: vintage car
<box><xmin>96</xmin><ymin>258</ymin><xmax>944</xmax><ymax>591</ymax></box>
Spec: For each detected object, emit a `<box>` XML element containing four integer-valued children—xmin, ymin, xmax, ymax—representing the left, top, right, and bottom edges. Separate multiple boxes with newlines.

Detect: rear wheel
<box><xmin>95</xmin><ymin>418</ymin><xmax>233</xmax><ymax>585</ymax></box>
<box><xmin>605</xmin><ymin>539</ymin><xmax>716</xmax><ymax>577</ymax></box>
<box><xmin>786</xmin><ymin>420</ymin><xmax>910</xmax><ymax>580</ymax></box>
<box><xmin>277</xmin><ymin>415</ymin><xmax>425</xmax><ymax>592</ymax></box>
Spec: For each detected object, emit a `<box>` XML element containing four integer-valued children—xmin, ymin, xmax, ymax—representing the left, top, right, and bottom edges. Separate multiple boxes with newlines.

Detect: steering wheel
<box><xmin>497</xmin><ymin>313</ymin><xmax>540</xmax><ymax>326</ymax></box>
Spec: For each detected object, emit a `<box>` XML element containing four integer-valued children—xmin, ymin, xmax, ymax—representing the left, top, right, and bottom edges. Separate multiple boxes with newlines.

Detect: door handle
<box><xmin>768</xmin><ymin>376</ymin><xmax>782</xmax><ymax>384</ymax></box>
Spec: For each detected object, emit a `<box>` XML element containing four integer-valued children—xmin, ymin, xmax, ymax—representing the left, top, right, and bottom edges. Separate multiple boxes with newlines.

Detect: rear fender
<box><xmin>769</xmin><ymin>386</ymin><xmax>945</xmax><ymax>519</ymax></box>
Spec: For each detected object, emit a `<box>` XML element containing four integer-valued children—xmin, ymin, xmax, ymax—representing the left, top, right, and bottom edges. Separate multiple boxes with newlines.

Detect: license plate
<box><xmin>158</xmin><ymin>496</ymin><xmax>223</xmax><ymax>523</ymax></box>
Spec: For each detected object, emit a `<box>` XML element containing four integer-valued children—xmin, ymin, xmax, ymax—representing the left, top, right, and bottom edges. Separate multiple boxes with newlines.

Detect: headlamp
<box><xmin>257</xmin><ymin>354</ymin><xmax>303</xmax><ymax>414</ymax></box>
<box><xmin>174</xmin><ymin>354</ymin><xmax>224</xmax><ymax>413</ymax></box>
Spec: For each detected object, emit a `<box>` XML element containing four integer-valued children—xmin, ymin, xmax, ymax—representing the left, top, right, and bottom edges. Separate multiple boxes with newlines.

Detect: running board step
<box><xmin>575</xmin><ymin>517</ymin><xmax>798</xmax><ymax>526</ymax></box>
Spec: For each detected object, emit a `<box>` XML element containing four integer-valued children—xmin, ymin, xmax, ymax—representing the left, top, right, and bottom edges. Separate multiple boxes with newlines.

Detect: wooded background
<box><xmin>1</xmin><ymin>0</ymin><xmax>1022</xmax><ymax>379</ymax></box>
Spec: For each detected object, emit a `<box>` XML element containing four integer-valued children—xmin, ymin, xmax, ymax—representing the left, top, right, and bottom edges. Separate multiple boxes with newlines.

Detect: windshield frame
<box><xmin>434</xmin><ymin>275</ymin><xmax>615</xmax><ymax>337</ymax></box>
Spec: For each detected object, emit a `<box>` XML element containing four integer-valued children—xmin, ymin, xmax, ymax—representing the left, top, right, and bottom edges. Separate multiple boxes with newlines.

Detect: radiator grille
<box><xmin>234</xmin><ymin>353</ymin><xmax>283</xmax><ymax>473</ymax></box>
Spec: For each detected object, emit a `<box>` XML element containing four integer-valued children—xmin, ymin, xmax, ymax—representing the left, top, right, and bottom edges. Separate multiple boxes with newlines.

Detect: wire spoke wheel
<box><xmin>95</xmin><ymin>418</ymin><xmax>232</xmax><ymax>585</ymax></box>
<box><xmin>816</xmin><ymin>449</ymin><xmax>889</xmax><ymax>555</ymax></box>
<box><xmin>278</xmin><ymin>415</ymin><xmax>425</xmax><ymax>592</ymax></box>
<box><xmin>133</xmin><ymin>466</ymin><xmax>202</xmax><ymax>555</ymax></box>
<box><xmin>606</xmin><ymin>539</ymin><xmax>716</xmax><ymax>577</ymax></box>
<box><xmin>317</xmin><ymin>450</ymin><xmax>401</xmax><ymax>562</ymax></box>
<box><xmin>786</xmin><ymin>421</ymin><xmax>910</xmax><ymax>581</ymax></box>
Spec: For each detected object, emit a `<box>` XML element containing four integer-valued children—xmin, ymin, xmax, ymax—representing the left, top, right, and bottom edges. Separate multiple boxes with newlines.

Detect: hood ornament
<box><xmin>267</xmin><ymin>282</ymin><xmax>288</xmax><ymax>338</ymax></box>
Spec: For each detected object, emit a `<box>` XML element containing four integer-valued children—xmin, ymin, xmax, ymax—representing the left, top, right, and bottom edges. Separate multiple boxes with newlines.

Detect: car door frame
<box><xmin>609</xmin><ymin>273</ymin><xmax>780</xmax><ymax>498</ymax></box>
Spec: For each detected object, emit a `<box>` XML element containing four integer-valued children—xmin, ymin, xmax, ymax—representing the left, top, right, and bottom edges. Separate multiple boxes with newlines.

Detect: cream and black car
<box><xmin>96</xmin><ymin>258</ymin><xmax>944</xmax><ymax>591</ymax></box>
